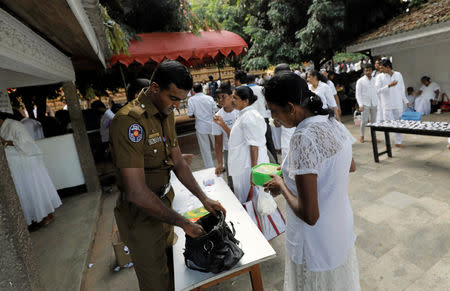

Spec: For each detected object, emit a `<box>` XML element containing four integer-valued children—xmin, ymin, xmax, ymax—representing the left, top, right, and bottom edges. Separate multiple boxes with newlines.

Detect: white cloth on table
<box><xmin>21</xmin><ymin>118</ymin><xmax>44</xmax><ymax>140</ymax></box>
<box><xmin>282</xmin><ymin>115</ymin><xmax>356</xmax><ymax>271</ymax></box>
<box><xmin>383</xmin><ymin>109</ymin><xmax>403</xmax><ymax>144</ymax></box>
<box><xmin>100</xmin><ymin>108</ymin><xmax>115</xmax><ymax>143</ymax></box>
<box><xmin>355</xmin><ymin>75</ymin><xmax>378</xmax><ymax>108</ymax></box>
<box><xmin>212</xmin><ymin>108</ymin><xmax>238</xmax><ymax>151</ymax></box>
<box><xmin>0</xmin><ymin>118</ymin><xmax>61</xmax><ymax>225</ymax></box>
<box><xmin>375</xmin><ymin>71</ymin><xmax>409</xmax><ymax>111</ymax></box>
<box><xmin>249</xmin><ymin>84</ymin><xmax>270</xmax><ymax>118</ymax></box>
<box><xmin>308</xmin><ymin>81</ymin><xmax>337</xmax><ymax>109</ymax></box>
<box><xmin>284</xmin><ymin>246</ymin><xmax>360</xmax><ymax>291</ymax></box>
<box><xmin>187</xmin><ymin>93</ymin><xmax>218</xmax><ymax>134</ymax></box>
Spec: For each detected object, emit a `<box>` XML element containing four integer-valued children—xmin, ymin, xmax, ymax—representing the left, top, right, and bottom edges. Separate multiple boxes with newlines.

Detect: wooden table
<box><xmin>368</xmin><ymin>120</ymin><xmax>450</xmax><ymax>163</ymax></box>
<box><xmin>171</xmin><ymin>169</ymin><xmax>276</xmax><ymax>291</ymax></box>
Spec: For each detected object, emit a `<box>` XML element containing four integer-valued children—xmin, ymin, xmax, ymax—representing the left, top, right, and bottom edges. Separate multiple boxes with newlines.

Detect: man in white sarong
<box><xmin>415</xmin><ymin>76</ymin><xmax>441</xmax><ymax>115</ymax></box>
<box><xmin>0</xmin><ymin>112</ymin><xmax>61</xmax><ymax>227</ymax></box>
<box><xmin>376</xmin><ymin>60</ymin><xmax>410</xmax><ymax>148</ymax></box>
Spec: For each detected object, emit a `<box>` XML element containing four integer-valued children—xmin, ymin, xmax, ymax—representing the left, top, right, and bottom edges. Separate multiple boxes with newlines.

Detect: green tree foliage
<box><xmin>243</xmin><ymin>0</ymin><xmax>406</xmax><ymax>69</ymax></box>
<box><xmin>243</xmin><ymin>0</ymin><xmax>311</xmax><ymax>70</ymax></box>
<box><xmin>296</xmin><ymin>0</ymin><xmax>404</xmax><ymax>66</ymax></box>
<box><xmin>190</xmin><ymin>0</ymin><xmax>246</xmax><ymax>39</ymax></box>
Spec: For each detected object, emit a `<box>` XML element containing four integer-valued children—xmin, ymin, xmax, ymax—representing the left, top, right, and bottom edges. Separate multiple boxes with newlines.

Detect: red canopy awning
<box><xmin>110</xmin><ymin>30</ymin><xmax>248</xmax><ymax>67</ymax></box>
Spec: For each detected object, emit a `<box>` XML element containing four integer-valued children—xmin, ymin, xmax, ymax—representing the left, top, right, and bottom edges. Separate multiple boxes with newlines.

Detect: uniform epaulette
<box><xmin>128</xmin><ymin>101</ymin><xmax>146</xmax><ymax>120</ymax></box>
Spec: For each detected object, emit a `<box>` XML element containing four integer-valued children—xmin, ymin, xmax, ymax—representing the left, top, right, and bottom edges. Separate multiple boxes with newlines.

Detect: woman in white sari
<box><xmin>0</xmin><ymin>112</ymin><xmax>61</xmax><ymax>227</ymax></box>
<box><xmin>263</xmin><ymin>73</ymin><xmax>360</xmax><ymax>291</ymax></box>
<box><xmin>228</xmin><ymin>86</ymin><xmax>285</xmax><ymax>240</ymax></box>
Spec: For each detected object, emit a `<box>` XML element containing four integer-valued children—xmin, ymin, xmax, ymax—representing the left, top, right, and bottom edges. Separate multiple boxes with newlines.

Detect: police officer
<box><xmin>110</xmin><ymin>60</ymin><xmax>226</xmax><ymax>290</ymax></box>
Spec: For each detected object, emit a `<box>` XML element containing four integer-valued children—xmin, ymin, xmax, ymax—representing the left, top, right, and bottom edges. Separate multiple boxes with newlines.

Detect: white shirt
<box><xmin>326</xmin><ymin>80</ymin><xmax>338</xmax><ymax>95</ymax></box>
<box><xmin>228</xmin><ymin>106</ymin><xmax>268</xmax><ymax>177</ymax></box>
<box><xmin>419</xmin><ymin>82</ymin><xmax>440</xmax><ymax>102</ymax></box>
<box><xmin>248</xmin><ymin>84</ymin><xmax>269</xmax><ymax>118</ymax></box>
<box><xmin>375</xmin><ymin>71</ymin><xmax>409</xmax><ymax>110</ymax></box>
<box><xmin>21</xmin><ymin>118</ymin><xmax>44</xmax><ymax>140</ymax></box>
<box><xmin>100</xmin><ymin>109</ymin><xmax>115</xmax><ymax>143</ymax></box>
<box><xmin>187</xmin><ymin>93</ymin><xmax>218</xmax><ymax>134</ymax></box>
<box><xmin>309</xmin><ymin>81</ymin><xmax>337</xmax><ymax>109</ymax></box>
<box><xmin>282</xmin><ymin>115</ymin><xmax>356</xmax><ymax>271</ymax></box>
<box><xmin>406</xmin><ymin>94</ymin><xmax>416</xmax><ymax>106</ymax></box>
<box><xmin>212</xmin><ymin>108</ymin><xmax>239</xmax><ymax>151</ymax></box>
<box><xmin>355</xmin><ymin>75</ymin><xmax>378</xmax><ymax>107</ymax></box>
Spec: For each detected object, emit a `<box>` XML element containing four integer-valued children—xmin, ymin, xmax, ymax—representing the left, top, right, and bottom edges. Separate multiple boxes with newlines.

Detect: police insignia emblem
<box><xmin>128</xmin><ymin>123</ymin><xmax>143</xmax><ymax>143</ymax></box>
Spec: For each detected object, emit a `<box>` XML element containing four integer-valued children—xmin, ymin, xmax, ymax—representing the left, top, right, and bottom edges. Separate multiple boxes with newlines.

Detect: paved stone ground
<box><xmin>44</xmin><ymin>114</ymin><xmax>450</xmax><ymax>291</ymax></box>
<box><xmin>30</xmin><ymin>190</ymin><xmax>102</xmax><ymax>291</ymax></box>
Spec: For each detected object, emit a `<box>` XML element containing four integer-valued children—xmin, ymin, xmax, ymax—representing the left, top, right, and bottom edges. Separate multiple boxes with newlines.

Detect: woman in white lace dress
<box><xmin>262</xmin><ymin>73</ymin><xmax>360</xmax><ymax>291</ymax></box>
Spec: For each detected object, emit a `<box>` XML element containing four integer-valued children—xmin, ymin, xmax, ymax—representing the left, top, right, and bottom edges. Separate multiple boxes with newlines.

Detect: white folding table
<box><xmin>171</xmin><ymin>168</ymin><xmax>276</xmax><ymax>291</ymax></box>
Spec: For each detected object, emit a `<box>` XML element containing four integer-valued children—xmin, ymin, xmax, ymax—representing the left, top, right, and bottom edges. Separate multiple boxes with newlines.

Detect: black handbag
<box><xmin>183</xmin><ymin>212</ymin><xmax>244</xmax><ymax>274</ymax></box>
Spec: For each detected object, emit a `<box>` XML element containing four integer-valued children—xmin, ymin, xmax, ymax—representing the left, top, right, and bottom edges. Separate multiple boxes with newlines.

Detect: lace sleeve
<box><xmin>287</xmin><ymin>133</ymin><xmax>320</xmax><ymax>179</ymax></box>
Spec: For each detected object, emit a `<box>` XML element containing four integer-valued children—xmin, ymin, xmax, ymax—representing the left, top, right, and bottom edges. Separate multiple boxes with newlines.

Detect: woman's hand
<box><xmin>263</xmin><ymin>174</ymin><xmax>285</xmax><ymax>197</ymax></box>
<box><xmin>215</xmin><ymin>164</ymin><xmax>225</xmax><ymax>176</ymax></box>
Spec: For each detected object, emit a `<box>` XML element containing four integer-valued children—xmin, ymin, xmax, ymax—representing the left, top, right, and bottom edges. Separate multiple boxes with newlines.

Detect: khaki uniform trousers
<box><xmin>114</xmin><ymin>189</ymin><xmax>175</xmax><ymax>291</ymax></box>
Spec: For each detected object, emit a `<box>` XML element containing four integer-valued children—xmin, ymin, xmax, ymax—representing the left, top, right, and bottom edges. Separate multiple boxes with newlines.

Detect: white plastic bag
<box><xmin>256</xmin><ymin>186</ymin><xmax>277</xmax><ymax>215</ymax></box>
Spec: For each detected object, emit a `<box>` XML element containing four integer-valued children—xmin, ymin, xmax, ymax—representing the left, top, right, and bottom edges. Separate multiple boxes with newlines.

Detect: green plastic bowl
<box><xmin>251</xmin><ymin>163</ymin><xmax>282</xmax><ymax>186</ymax></box>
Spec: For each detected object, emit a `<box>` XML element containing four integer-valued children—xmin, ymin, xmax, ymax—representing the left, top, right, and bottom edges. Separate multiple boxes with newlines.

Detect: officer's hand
<box><xmin>183</xmin><ymin>222</ymin><xmax>205</xmax><ymax>238</ymax></box>
<box><xmin>202</xmin><ymin>197</ymin><xmax>226</xmax><ymax>218</ymax></box>
<box><xmin>182</xmin><ymin>154</ymin><xmax>194</xmax><ymax>166</ymax></box>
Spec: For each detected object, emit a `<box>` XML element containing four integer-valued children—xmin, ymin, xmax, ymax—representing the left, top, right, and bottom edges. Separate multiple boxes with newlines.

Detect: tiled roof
<box><xmin>355</xmin><ymin>0</ymin><xmax>450</xmax><ymax>44</ymax></box>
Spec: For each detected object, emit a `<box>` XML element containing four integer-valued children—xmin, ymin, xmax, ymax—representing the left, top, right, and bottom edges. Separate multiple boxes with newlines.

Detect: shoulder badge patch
<box><xmin>128</xmin><ymin>123</ymin><xmax>143</xmax><ymax>143</ymax></box>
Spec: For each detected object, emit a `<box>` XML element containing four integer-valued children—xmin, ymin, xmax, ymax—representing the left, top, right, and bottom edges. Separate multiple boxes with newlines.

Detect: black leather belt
<box><xmin>121</xmin><ymin>183</ymin><xmax>171</xmax><ymax>201</ymax></box>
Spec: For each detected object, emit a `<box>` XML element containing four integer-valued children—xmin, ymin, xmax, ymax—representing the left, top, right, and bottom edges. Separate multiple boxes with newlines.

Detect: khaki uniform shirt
<box><xmin>109</xmin><ymin>92</ymin><xmax>178</xmax><ymax>195</ymax></box>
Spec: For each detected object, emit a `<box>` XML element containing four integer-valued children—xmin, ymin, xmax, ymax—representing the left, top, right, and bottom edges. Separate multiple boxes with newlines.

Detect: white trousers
<box><xmin>377</xmin><ymin>96</ymin><xmax>383</xmax><ymax>121</ymax></box>
<box><xmin>360</xmin><ymin>105</ymin><xmax>377</xmax><ymax>137</ymax></box>
<box><xmin>383</xmin><ymin>109</ymin><xmax>402</xmax><ymax>144</ymax></box>
<box><xmin>196</xmin><ymin>132</ymin><xmax>214</xmax><ymax>168</ymax></box>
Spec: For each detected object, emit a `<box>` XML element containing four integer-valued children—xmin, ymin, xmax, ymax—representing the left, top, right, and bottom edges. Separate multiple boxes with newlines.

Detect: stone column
<box><xmin>62</xmin><ymin>82</ymin><xmax>101</xmax><ymax>193</ymax></box>
<box><xmin>0</xmin><ymin>145</ymin><xmax>43</xmax><ymax>290</ymax></box>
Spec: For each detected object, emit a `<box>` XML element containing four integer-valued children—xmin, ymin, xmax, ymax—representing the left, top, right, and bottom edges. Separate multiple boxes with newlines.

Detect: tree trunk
<box><xmin>36</xmin><ymin>96</ymin><xmax>47</xmax><ymax>122</ymax></box>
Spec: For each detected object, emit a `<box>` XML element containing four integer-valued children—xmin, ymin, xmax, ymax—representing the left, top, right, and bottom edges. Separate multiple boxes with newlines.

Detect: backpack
<box><xmin>208</xmin><ymin>81</ymin><xmax>218</xmax><ymax>97</ymax></box>
<box><xmin>183</xmin><ymin>212</ymin><xmax>244</xmax><ymax>274</ymax></box>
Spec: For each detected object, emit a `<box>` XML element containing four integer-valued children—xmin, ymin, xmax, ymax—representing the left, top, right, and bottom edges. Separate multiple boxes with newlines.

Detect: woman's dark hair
<box><xmin>235</xmin><ymin>86</ymin><xmax>257</xmax><ymax>105</ymax></box>
<box><xmin>216</xmin><ymin>82</ymin><xmax>233</xmax><ymax>95</ymax></box>
<box><xmin>264</xmin><ymin>72</ymin><xmax>333</xmax><ymax>117</ymax></box>
<box><xmin>308</xmin><ymin>70</ymin><xmax>327</xmax><ymax>83</ymax></box>
<box><xmin>151</xmin><ymin>60</ymin><xmax>193</xmax><ymax>91</ymax></box>
<box><xmin>421</xmin><ymin>76</ymin><xmax>431</xmax><ymax>82</ymax></box>
<box><xmin>91</xmin><ymin>100</ymin><xmax>106</xmax><ymax>110</ymax></box>
<box><xmin>126</xmin><ymin>78</ymin><xmax>151</xmax><ymax>102</ymax></box>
